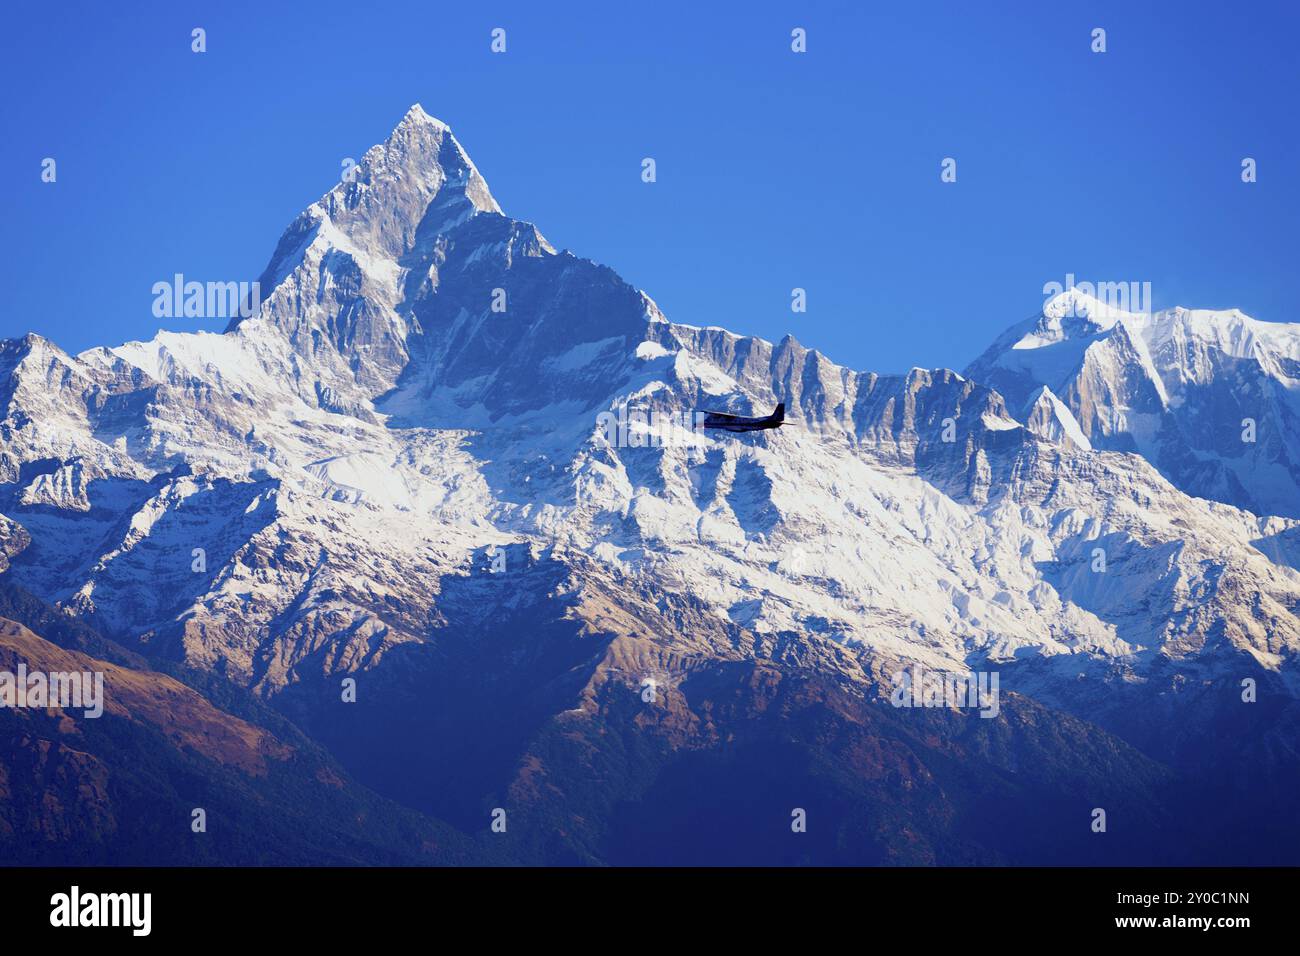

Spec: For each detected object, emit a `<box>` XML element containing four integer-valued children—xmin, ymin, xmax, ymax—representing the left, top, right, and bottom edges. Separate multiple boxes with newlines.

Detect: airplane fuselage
<box><xmin>703</xmin><ymin>417</ymin><xmax>783</xmax><ymax>432</ymax></box>
<box><xmin>699</xmin><ymin>402</ymin><xmax>787</xmax><ymax>432</ymax></box>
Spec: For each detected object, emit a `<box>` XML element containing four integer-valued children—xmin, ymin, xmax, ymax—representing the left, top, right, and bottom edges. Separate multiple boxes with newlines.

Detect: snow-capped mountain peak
<box><xmin>355</xmin><ymin>102</ymin><xmax>501</xmax><ymax>218</ymax></box>
<box><xmin>246</xmin><ymin>105</ymin><xmax>503</xmax><ymax>312</ymax></box>
<box><xmin>397</xmin><ymin>102</ymin><xmax>449</xmax><ymax>132</ymax></box>
<box><xmin>1036</xmin><ymin>286</ymin><xmax>1142</xmax><ymax>334</ymax></box>
<box><xmin>969</xmin><ymin>295</ymin><xmax>1300</xmax><ymax>517</ymax></box>
<box><xmin>2</xmin><ymin>111</ymin><xmax>1300</xmax><ymax>769</ymax></box>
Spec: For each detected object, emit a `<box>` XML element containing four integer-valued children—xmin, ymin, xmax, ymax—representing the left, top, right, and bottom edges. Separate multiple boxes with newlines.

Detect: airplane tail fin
<box><xmin>773</xmin><ymin>402</ymin><xmax>785</xmax><ymax>423</ymax></box>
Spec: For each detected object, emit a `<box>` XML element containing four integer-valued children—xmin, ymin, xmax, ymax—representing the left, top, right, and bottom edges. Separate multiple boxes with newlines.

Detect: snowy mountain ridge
<box><xmin>2</xmin><ymin>105</ymin><xmax>1299</xmax><ymax>734</ymax></box>
<box><xmin>969</xmin><ymin>285</ymin><xmax>1300</xmax><ymax>518</ymax></box>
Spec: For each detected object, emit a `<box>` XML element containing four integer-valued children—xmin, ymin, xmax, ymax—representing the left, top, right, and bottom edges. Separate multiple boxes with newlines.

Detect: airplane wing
<box><xmin>700</xmin><ymin>410</ymin><xmax>745</xmax><ymax>420</ymax></box>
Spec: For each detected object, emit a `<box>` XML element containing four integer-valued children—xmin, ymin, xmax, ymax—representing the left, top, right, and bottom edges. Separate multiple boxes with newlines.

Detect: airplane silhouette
<box><xmin>699</xmin><ymin>402</ymin><xmax>789</xmax><ymax>433</ymax></box>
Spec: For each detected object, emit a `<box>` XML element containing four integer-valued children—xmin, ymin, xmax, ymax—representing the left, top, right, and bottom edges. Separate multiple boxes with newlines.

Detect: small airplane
<box><xmin>699</xmin><ymin>402</ymin><xmax>790</xmax><ymax>433</ymax></box>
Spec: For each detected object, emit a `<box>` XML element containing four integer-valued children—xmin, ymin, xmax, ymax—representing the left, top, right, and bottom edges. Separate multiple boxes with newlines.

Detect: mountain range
<box><xmin>3</xmin><ymin>105</ymin><xmax>1298</xmax><ymax>865</ymax></box>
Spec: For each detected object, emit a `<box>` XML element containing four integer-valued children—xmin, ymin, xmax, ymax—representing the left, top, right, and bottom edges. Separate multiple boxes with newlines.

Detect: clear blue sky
<box><xmin>3</xmin><ymin>0</ymin><xmax>1297</xmax><ymax>374</ymax></box>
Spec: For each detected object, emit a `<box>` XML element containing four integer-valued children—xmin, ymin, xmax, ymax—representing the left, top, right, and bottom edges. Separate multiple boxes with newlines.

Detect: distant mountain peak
<box><xmin>396</xmin><ymin>102</ymin><xmax>450</xmax><ymax>132</ymax></box>
<box><xmin>967</xmin><ymin>290</ymin><xmax>1300</xmax><ymax>517</ymax></box>
<box><xmin>347</xmin><ymin>104</ymin><xmax>501</xmax><ymax>222</ymax></box>
<box><xmin>1042</xmin><ymin>286</ymin><xmax>1112</xmax><ymax>318</ymax></box>
<box><xmin>1028</xmin><ymin>287</ymin><xmax>1141</xmax><ymax>344</ymax></box>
